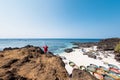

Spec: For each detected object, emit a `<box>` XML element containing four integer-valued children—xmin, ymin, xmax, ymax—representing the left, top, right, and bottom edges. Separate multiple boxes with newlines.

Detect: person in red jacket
<box><xmin>43</xmin><ymin>45</ymin><xmax>48</xmax><ymax>53</ymax></box>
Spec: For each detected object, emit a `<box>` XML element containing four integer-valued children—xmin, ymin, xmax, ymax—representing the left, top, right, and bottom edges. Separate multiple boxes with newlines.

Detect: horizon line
<box><xmin>0</xmin><ymin>37</ymin><xmax>119</xmax><ymax>39</ymax></box>
<box><xmin>0</xmin><ymin>37</ymin><xmax>115</xmax><ymax>39</ymax></box>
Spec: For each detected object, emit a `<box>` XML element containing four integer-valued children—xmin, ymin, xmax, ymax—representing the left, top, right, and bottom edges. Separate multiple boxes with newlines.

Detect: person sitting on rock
<box><xmin>43</xmin><ymin>45</ymin><xmax>48</xmax><ymax>53</ymax></box>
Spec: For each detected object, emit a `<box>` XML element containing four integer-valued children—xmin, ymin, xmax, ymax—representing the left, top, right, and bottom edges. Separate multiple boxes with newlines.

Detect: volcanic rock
<box><xmin>3</xmin><ymin>47</ymin><xmax>13</xmax><ymax>51</ymax></box>
<box><xmin>3</xmin><ymin>47</ymin><xmax>19</xmax><ymax>51</ymax></box>
<box><xmin>72</xmin><ymin>47</ymin><xmax>79</xmax><ymax>49</ymax></box>
<box><xmin>64</xmin><ymin>48</ymin><xmax>73</xmax><ymax>53</ymax></box>
<box><xmin>0</xmin><ymin>46</ymin><xmax>69</xmax><ymax>80</ymax></box>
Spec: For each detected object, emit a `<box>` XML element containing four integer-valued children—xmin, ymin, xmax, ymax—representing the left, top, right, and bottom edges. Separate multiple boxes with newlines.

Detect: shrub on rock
<box><xmin>115</xmin><ymin>42</ymin><xmax>120</xmax><ymax>53</ymax></box>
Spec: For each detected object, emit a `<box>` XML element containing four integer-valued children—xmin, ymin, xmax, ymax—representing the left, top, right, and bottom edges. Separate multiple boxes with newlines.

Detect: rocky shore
<box><xmin>69</xmin><ymin>38</ymin><xmax>120</xmax><ymax>62</ymax></box>
<box><xmin>71</xmin><ymin>38</ymin><xmax>120</xmax><ymax>50</ymax></box>
<box><xmin>0</xmin><ymin>45</ymin><xmax>69</xmax><ymax>80</ymax></box>
<box><xmin>0</xmin><ymin>45</ymin><xmax>99</xmax><ymax>80</ymax></box>
<box><xmin>71</xmin><ymin>42</ymin><xmax>98</xmax><ymax>48</ymax></box>
<box><xmin>0</xmin><ymin>38</ymin><xmax>120</xmax><ymax>80</ymax></box>
<box><xmin>60</xmin><ymin>38</ymin><xmax>120</xmax><ymax>80</ymax></box>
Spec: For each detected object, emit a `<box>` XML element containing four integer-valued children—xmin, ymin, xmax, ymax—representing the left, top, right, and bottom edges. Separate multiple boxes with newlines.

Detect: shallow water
<box><xmin>0</xmin><ymin>39</ymin><xmax>100</xmax><ymax>54</ymax></box>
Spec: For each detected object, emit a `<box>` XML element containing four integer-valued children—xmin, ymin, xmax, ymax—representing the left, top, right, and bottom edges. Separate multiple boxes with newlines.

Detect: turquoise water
<box><xmin>0</xmin><ymin>39</ymin><xmax>101</xmax><ymax>54</ymax></box>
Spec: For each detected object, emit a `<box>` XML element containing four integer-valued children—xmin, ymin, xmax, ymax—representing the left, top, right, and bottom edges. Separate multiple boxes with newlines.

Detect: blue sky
<box><xmin>0</xmin><ymin>0</ymin><xmax>120</xmax><ymax>38</ymax></box>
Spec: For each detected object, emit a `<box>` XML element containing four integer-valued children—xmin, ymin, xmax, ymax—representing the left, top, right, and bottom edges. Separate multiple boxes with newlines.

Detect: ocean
<box><xmin>0</xmin><ymin>39</ymin><xmax>101</xmax><ymax>54</ymax></box>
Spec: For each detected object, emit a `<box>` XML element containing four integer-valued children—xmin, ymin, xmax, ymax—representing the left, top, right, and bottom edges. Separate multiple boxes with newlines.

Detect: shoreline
<box><xmin>59</xmin><ymin>46</ymin><xmax>120</xmax><ymax>74</ymax></box>
<box><xmin>0</xmin><ymin>43</ymin><xmax>120</xmax><ymax>79</ymax></box>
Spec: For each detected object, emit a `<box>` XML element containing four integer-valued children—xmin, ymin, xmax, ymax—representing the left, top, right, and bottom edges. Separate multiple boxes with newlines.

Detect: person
<box><xmin>43</xmin><ymin>45</ymin><xmax>48</xmax><ymax>53</ymax></box>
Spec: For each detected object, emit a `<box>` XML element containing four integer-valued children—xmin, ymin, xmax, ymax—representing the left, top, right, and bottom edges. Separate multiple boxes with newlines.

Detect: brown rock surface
<box><xmin>71</xmin><ymin>69</ymin><xmax>98</xmax><ymax>80</ymax></box>
<box><xmin>0</xmin><ymin>46</ymin><xmax>69</xmax><ymax>80</ymax></box>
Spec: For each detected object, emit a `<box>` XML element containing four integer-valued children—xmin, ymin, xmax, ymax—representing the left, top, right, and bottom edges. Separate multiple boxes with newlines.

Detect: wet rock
<box><xmin>64</xmin><ymin>48</ymin><xmax>73</xmax><ymax>53</ymax></box>
<box><xmin>72</xmin><ymin>47</ymin><xmax>79</xmax><ymax>49</ymax></box>
<box><xmin>71</xmin><ymin>69</ymin><xmax>98</xmax><ymax>80</ymax></box>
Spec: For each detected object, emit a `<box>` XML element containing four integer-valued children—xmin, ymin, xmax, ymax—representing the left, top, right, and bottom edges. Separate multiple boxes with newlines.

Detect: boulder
<box><xmin>115</xmin><ymin>53</ymin><xmax>120</xmax><ymax>62</ymax></box>
<box><xmin>97</xmin><ymin>57</ymin><xmax>102</xmax><ymax>60</ymax></box>
<box><xmin>83</xmin><ymin>52</ymin><xmax>88</xmax><ymax>55</ymax></box>
<box><xmin>64</xmin><ymin>48</ymin><xmax>73</xmax><ymax>53</ymax></box>
<box><xmin>88</xmin><ymin>53</ymin><xmax>97</xmax><ymax>59</ymax></box>
<box><xmin>71</xmin><ymin>69</ymin><xmax>98</xmax><ymax>80</ymax></box>
<box><xmin>72</xmin><ymin>47</ymin><xmax>79</xmax><ymax>49</ymax></box>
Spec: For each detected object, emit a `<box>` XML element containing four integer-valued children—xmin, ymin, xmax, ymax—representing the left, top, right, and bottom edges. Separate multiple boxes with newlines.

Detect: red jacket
<box><xmin>43</xmin><ymin>45</ymin><xmax>48</xmax><ymax>53</ymax></box>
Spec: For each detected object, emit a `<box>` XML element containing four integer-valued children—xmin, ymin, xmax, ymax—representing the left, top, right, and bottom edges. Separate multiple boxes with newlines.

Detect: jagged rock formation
<box><xmin>0</xmin><ymin>45</ymin><xmax>69</xmax><ymax>80</ymax></box>
<box><xmin>97</xmin><ymin>38</ymin><xmax>120</xmax><ymax>51</ymax></box>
